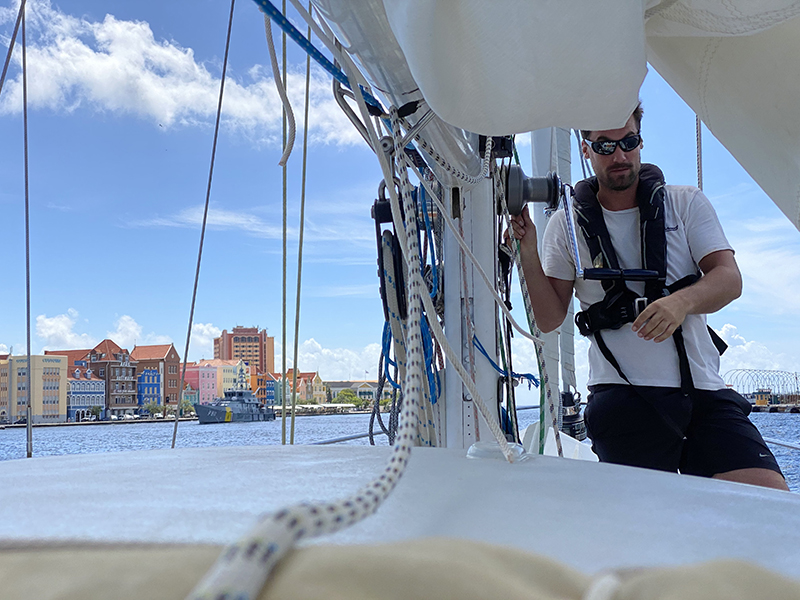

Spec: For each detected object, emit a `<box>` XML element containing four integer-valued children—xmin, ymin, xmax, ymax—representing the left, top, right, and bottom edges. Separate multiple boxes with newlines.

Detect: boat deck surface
<box><xmin>0</xmin><ymin>445</ymin><xmax>797</xmax><ymax>577</ymax></box>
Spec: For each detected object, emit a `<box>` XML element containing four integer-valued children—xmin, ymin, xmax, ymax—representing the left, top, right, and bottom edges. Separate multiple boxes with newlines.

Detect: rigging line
<box><xmin>574</xmin><ymin>129</ymin><xmax>590</xmax><ymax>179</ymax></box>
<box><xmin>696</xmin><ymin>115</ymin><xmax>703</xmax><ymax>191</ymax></box>
<box><xmin>289</xmin><ymin>3</ymin><xmax>312</xmax><ymax>444</ymax></box>
<box><xmin>252</xmin><ymin>0</ymin><xmax>384</xmax><ymax>113</ymax></box>
<box><xmin>395</xmin><ymin>154</ymin><xmax>516</xmax><ymax>459</ymax></box>
<box><xmin>171</xmin><ymin>0</ymin><xmax>236</xmax><ymax>449</ymax></box>
<box><xmin>495</xmin><ymin>165</ymin><xmax>562</xmax><ymax>456</ymax></box>
<box><xmin>0</xmin><ymin>0</ymin><xmax>26</xmax><ymax>98</ymax></box>
<box><xmin>280</xmin><ymin>0</ymin><xmax>289</xmax><ymax>445</ymax></box>
<box><xmin>412</xmin><ymin>163</ymin><xmax>545</xmax><ymax>349</ymax></box>
<box><xmin>472</xmin><ymin>335</ymin><xmax>539</xmax><ymax>388</ymax></box>
<box><xmin>264</xmin><ymin>16</ymin><xmax>296</xmax><ymax>166</ymax></box>
<box><xmin>22</xmin><ymin>6</ymin><xmax>32</xmax><ymax>458</ymax></box>
<box><xmin>337</xmin><ymin>52</ymin><xmax>506</xmax><ymax>452</ymax></box>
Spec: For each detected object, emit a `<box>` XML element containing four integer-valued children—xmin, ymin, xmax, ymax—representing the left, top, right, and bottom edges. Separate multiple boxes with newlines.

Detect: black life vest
<box><xmin>571</xmin><ymin>164</ymin><xmax>726</xmax><ymax>395</ymax></box>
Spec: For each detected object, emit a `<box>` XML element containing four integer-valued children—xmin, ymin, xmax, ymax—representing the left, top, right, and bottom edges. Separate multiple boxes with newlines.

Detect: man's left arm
<box><xmin>631</xmin><ymin>249</ymin><xmax>742</xmax><ymax>343</ymax></box>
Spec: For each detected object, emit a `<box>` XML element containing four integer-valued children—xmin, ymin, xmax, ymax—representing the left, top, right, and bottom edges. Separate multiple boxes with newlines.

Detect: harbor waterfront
<box><xmin>1</xmin><ymin>411</ymin><xmax>798</xmax><ymax>492</ymax></box>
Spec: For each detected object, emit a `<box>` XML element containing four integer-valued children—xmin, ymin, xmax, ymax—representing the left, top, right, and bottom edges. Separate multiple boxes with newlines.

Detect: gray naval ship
<box><xmin>194</xmin><ymin>366</ymin><xmax>275</xmax><ymax>424</ymax></box>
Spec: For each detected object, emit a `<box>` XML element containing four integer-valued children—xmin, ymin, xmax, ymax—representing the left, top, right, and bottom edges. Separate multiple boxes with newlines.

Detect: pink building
<box><xmin>183</xmin><ymin>362</ymin><xmax>217</xmax><ymax>405</ymax></box>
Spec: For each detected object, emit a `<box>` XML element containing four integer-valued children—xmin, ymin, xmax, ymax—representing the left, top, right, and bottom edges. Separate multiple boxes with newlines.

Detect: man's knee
<box><xmin>712</xmin><ymin>467</ymin><xmax>789</xmax><ymax>491</ymax></box>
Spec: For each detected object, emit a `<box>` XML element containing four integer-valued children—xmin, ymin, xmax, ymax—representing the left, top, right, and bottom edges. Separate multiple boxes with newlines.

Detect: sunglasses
<box><xmin>584</xmin><ymin>133</ymin><xmax>642</xmax><ymax>155</ymax></box>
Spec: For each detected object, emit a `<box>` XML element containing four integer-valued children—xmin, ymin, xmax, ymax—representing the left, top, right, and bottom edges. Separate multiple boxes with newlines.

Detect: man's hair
<box><xmin>581</xmin><ymin>102</ymin><xmax>643</xmax><ymax>140</ymax></box>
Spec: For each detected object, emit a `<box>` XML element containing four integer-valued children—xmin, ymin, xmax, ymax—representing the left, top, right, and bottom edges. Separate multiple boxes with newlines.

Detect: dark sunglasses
<box><xmin>584</xmin><ymin>133</ymin><xmax>642</xmax><ymax>155</ymax></box>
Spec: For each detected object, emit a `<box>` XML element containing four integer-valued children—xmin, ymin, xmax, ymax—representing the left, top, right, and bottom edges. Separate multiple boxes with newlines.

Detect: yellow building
<box><xmin>0</xmin><ymin>355</ymin><xmax>68</xmax><ymax>424</ymax></box>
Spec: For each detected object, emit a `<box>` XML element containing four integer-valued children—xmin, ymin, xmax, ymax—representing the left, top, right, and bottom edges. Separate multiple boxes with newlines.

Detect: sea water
<box><xmin>1</xmin><ymin>411</ymin><xmax>798</xmax><ymax>491</ymax></box>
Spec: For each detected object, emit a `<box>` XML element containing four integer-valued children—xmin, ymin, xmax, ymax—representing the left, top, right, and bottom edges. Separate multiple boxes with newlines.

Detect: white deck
<box><xmin>0</xmin><ymin>446</ymin><xmax>797</xmax><ymax>578</ymax></box>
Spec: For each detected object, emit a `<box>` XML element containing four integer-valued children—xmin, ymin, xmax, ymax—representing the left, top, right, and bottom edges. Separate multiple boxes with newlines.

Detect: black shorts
<box><xmin>584</xmin><ymin>384</ymin><xmax>784</xmax><ymax>478</ymax></box>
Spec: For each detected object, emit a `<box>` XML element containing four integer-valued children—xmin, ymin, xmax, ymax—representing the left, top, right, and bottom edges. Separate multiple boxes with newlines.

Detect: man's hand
<box><xmin>631</xmin><ymin>294</ymin><xmax>689</xmax><ymax>342</ymax></box>
<box><xmin>631</xmin><ymin>249</ymin><xmax>741</xmax><ymax>343</ymax></box>
<box><xmin>507</xmin><ymin>205</ymin><xmax>538</xmax><ymax>258</ymax></box>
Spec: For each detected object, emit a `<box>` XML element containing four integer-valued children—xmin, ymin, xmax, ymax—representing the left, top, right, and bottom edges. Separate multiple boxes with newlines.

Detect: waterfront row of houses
<box><xmin>0</xmin><ymin>339</ymin><xmax>392</xmax><ymax>424</ymax></box>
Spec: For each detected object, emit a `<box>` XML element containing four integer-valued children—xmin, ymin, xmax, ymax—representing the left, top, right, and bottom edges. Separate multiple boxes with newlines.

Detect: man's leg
<box><xmin>712</xmin><ymin>468</ymin><xmax>789</xmax><ymax>491</ymax></box>
<box><xmin>585</xmin><ymin>385</ymin><xmax>691</xmax><ymax>472</ymax></box>
<box><xmin>681</xmin><ymin>389</ymin><xmax>788</xmax><ymax>491</ymax></box>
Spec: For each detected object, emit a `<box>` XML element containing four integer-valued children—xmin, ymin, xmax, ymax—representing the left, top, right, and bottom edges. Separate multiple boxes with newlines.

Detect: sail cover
<box><xmin>381</xmin><ymin>0</ymin><xmax>800</xmax><ymax>229</ymax></box>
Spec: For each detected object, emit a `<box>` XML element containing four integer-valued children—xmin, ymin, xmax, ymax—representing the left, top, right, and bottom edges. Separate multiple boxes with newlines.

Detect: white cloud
<box><xmin>189</xmin><ymin>322</ymin><xmax>221</xmax><ymax>361</ymax></box>
<box><xmin>310</xmin><ymin>284</ymin><xmax>377</xmax><ymax>298</ymax></box>
<box><xmin>107</xmin><ymin>315</ymin><xmax>172</xmax><ymax>350</ymax></box>
<box><xmin>717</xmin><ymin>324</ymin><xmax>799</xmax><ymax>375</ymax></box>
<box><xmin>0</xmin><ymin>0</ymin><xmax>364</xmax><ymax>145</ymax></box>
<box><xmin>0</xmin><ymin>344</ymin><xmax>10</xmax><ymax>354</ymax></box>
<box><xmin>134</xmin><ymin>205</ymin><xmax>288</xmax><ymax>239</ymax></box>
<box><xmin>36</xmin><ymin>308</ymin><xmax>97</xmax><ymax>350</ymax></box>
<box><xmin>277</xmin><ymin>338</ymin><xmax>382</xmax><ymax>381</ymax></box>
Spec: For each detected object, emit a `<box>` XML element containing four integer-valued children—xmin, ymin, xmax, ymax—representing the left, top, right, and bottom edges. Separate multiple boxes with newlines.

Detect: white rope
<box><xmin>696</xmin><ymin>114</ymin><xmax>703</xmax><ymax>191</ymax></box>
<box><xmin>265</xmin><ymin>15</ymin><xmax>296</xmax><ymax>166</ymax></box>
<box><xmin>411</xmin><ymin>162</ymin><xmax>545</xmax><ymax>350</ymax></box>
<box><xmin>186</xmin><ymin>112</ymin><xmax>430</xmax><ymax>600</ymax></box>
<box><xmin>481</xmin><ymin>136</ymin><xmax>493</xmax><ymax>178</ymax></box>
<box><xmin>582</xmin><ymin>572</ymin><xmax>623</xmax><ymax>600</ymax></box>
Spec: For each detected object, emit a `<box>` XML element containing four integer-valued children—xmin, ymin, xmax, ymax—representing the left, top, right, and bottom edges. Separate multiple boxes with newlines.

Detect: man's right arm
<box><xmin>509</xmin><ymin>206</ymin><xmax>574</xmax><ymax>333</ymax></box>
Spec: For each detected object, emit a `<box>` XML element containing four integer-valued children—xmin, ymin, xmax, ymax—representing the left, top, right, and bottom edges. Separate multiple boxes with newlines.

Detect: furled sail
<box><xmin>380</xmin><ymin>0</ymin><xmax>800</xmax><ymax>229</ymax></box>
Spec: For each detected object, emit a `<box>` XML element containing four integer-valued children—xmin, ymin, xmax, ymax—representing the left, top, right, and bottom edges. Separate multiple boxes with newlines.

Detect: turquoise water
<box><xmin>1</xmin><ymin>411</ymin><xmax>798</xmax><ymax>491</ymax></box>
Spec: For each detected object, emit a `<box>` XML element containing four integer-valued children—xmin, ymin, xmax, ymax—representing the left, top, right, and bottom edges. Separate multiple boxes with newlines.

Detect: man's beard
<box><xmin>598</xmin><ymin>164</ymin><xmax>639</xmax><ymax>191</ymax></box>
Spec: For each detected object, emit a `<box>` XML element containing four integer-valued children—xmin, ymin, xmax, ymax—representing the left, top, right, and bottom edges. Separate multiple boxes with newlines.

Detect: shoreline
<box><xmin>0</xmin><ymin>411</ymin><xmax>380</xmax><ymax>430</ymax></box>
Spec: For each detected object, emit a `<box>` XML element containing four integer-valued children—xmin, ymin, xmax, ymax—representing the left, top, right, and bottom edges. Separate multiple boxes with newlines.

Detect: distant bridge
<box><xmin>724</xmin><ymin>369</ymin><xmax>800</xmax><ymax>405</ymax></box>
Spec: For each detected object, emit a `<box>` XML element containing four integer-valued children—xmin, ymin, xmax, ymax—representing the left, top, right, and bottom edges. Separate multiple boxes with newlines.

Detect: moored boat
<box><xmin>194</xmin><ymin>364</ymin><xmax>275</xmax><ymax>424</ymax></box>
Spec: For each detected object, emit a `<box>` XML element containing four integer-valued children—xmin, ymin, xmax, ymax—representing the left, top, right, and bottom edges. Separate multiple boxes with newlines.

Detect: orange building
<box><xmin>214</xmin><ymin>326</ymin><xmax>274</xmax><ymax>374</ymax></box>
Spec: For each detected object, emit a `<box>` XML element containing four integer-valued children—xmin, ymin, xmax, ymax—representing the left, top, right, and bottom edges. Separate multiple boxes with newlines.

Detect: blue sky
<box><xmin>2</xmin><ymin>0</ymin><xmax>799</xmax><ymax>403</ymax></box>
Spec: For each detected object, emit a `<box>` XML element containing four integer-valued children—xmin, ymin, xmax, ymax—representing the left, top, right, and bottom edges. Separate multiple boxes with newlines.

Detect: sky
<box><xmin>1</xmin><ymin>0</ymin><xmax>799</xmax><ymax>405</ymax></box>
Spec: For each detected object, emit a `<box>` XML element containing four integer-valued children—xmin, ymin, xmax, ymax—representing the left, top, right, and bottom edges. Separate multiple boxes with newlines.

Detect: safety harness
<box><xmin>572</xmin><ymin>164</ymin><xmax>726</xmax><ymax>400</ymax></box>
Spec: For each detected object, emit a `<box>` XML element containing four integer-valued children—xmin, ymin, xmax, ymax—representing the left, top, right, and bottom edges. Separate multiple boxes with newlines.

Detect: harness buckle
<box><xmin>634</xmin><ymin>297</ymin><xmax>648</xmax><ymax>318</ymax></box>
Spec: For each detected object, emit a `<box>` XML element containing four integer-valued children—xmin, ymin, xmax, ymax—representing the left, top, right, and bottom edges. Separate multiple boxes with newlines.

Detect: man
<box><xmin>510</xmin><ymin>104</ymin><xmax>787</xmax><ymax>490</ymax></box>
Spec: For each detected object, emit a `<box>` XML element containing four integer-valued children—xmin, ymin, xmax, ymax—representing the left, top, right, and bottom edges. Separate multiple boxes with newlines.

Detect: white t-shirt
<box><xmin>542</xmin><ymin>185</ymin><xmax>732</xmax><ymax>390</ymax></box>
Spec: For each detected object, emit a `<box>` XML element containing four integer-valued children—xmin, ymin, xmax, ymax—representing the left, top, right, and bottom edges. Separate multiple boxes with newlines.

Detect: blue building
<box><xmin>137</xmin><ymin>368</ymin><xmax>161</xmax><ymax>411</ymax></box>
<box><xmin>264</xmin><ymin>372</ymin><xmax>278</xmax><ymax>406</ymax></box>
<box><xmin>67</xmin><ymin>361</ymin><xmax>106</xmax><ymax>422</ymax></box>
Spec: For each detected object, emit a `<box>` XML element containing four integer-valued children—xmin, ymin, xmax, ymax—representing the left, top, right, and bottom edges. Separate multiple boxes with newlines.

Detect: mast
<box><xmin>530</xmin><ymin>128</ymin><xmax>574</xmax><ymax>426</ymax></box>
<box><xmin>443</xmin><ymin>179</ymin><xmax>498</xmax><ymax>448</ymax></box>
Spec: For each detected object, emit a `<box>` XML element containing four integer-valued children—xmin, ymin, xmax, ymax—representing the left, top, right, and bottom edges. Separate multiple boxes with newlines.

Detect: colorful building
<box><xmin>0</xmin><ymin>355</ymin><xmax>68</xmax><ymax>423</ymax></box>
<box><xmin>131</xmin><ymin>344</ymin><xmax>181</xmax><ymax>412</ymax></box>
<box><xmin>196</xmin><ymin>359</ymin><xmax>244</xmax><ymax>395</ymax></box>
<box><xmin>214</xmin><ymin>326</ymin><xmax>275</xmax><ymax>375</ymax></box>
<box><xmin>275</xmin><ymin>370</ymin><xmax>322</xmax><ymax>404</ymax></box>
<box><xmin>137</xmin><ymin>368</ymin><xmax>161</xmax><ymax>410</ymax></box>
<box><xmin>183</xmin><ymin>362</ymin><xmax>218</xmax><ymax>405</ymax></box>
<box><xmin>67</xmin><ymin>360</ymin><xmax>105</xmax><ymax>422</ymax></box>
<box><xmin>88</xmin><ymin>340</ymin><xmax>138</xmax><ymax>418</ymax></box>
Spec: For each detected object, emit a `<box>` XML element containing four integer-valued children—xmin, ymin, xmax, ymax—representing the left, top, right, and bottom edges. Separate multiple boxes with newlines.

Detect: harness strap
<box><xmin>593</xmin><ymin>329</ymin><xmax>686</xmax><ymax>439</ymax></box>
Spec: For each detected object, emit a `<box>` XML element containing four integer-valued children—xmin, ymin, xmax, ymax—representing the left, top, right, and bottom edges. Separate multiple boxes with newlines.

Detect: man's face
<box><xmin>582</xmin><ymin>115</ymin><xmax>642</xmax><ymax>192</ymax></box>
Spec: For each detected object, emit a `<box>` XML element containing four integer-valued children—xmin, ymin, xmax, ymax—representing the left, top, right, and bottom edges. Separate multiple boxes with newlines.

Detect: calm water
<box><xmin>1</xmin><ymin>411</ymin><xmax>798</xmax><ymax>491</ymax></box>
